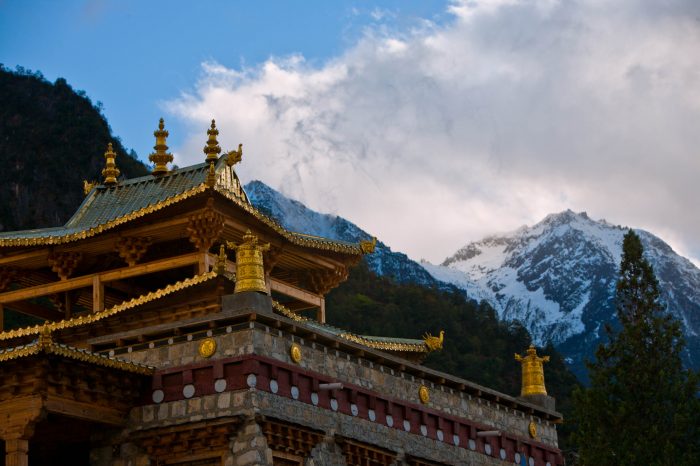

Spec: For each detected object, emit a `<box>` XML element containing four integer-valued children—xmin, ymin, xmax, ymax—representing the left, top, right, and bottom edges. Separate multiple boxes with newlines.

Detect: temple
<box><xmin>0</xmin><ymin>120</ymin><xmax>563</xmax><ymax>466</ymax></box>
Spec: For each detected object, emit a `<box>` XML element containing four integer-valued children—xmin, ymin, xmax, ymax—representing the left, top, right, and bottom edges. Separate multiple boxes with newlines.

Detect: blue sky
<box><xmin>1</xmin><ymin>0</ymin><xmax>699</xmax><ymax>265</ymax></box>
<box><xmin>0</xmin><ymin>0</ymin><xmax>448</xmax><ymax>156</ymax></box>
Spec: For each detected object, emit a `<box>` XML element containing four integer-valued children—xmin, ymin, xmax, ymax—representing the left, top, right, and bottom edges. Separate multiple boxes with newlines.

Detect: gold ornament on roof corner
<box><xmin>515</xmin><ymin>345</ymin><xmax>550</xmax><ymax>396</ymax></box>
<box><xmin>360</xmin><ymin>237</ymin><xmax>377</xmax><ymax>254</ymax></box>
<box><xmin>83</xmin><ymin>180</ymin><xmax>96</xmax><ymax>196</ymax></box>
<box><xmin>198</xmin><ymin>338</ymin><xmax>217</xmax><ymax>358</ymax></box>
<box><xmin>225</xmin><ymin>143</ymin><xmax>243</xmax><ymax>167</ymax></box>
<box><xmin>227</xmin><ymin>230</ymin><xmax>270</xmax><ymax>294</ymax></box>
<box><xmin>204</xmin><ymin>119</ymin><xmax>222</xmax><ymax>163</ymax></box>
<box><xmin>101</xmin><ymin>143</ymin><xmax>120</xmax><ymax>186</ymax></box>
<box><xmin>149</xmin><ymin>118</ymin><xmax>173</xmax><ymax>176</ymax></box>
<box><xmin>418</xmin><ymin>385</ymin><xmax>430</xmax><ymax>404</ymax></box>
<box><xmin>423</xmin><ymin>330</ymin><xmax>444</xmax><ymax>352</ymax></box>
<box><xmin>290</xmin><ymin>343</ymin><xmax>302</xmax><ymax>364</ymax></box>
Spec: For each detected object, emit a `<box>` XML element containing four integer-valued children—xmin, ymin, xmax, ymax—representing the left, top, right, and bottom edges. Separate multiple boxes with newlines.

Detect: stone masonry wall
<box><xmin>111</xmin><ymin>322</ymin><xmax>558</xmax><ymax>448</ymax></box>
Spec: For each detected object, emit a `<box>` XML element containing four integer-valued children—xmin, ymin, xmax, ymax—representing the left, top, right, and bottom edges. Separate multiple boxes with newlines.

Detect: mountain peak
<box><xmin>426</xmin><ymin>211</ymin><xmax>700</xmax><ymax>379</ymax></box>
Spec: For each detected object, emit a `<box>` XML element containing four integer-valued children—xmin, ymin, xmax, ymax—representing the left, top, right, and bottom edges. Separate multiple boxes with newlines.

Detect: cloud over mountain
<box><xmin>165</xmin><ymin>0</ymin><xmax>700</xmax><ymax>265</ymax></box>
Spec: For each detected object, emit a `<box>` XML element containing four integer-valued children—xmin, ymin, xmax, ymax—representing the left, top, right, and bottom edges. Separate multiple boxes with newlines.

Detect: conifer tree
<box><xmin>572</xmin><ymin>230</ymin><xmax>699</xmax><ymax>465</ymax></box>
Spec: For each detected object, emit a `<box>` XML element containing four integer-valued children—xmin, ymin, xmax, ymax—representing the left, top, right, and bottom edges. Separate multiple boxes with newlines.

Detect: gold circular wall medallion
<box><xmin>198</xmin><ymin>338</ymin><xmax>217</xmax><ymax>358</ymax></box>
<box><xmin>418</xmin><ymin>385</ymin><xmax>430</xmax><ymax>404</ymax></box>
<box><xmin>290</xmin><ymin>343</ymin><xmax>302</xmax><ymax>363</ymax></box>
<box><xmin>528</xmin><ymin>421</ymin><xmax>537</xmax><ymax>439</ymax></box>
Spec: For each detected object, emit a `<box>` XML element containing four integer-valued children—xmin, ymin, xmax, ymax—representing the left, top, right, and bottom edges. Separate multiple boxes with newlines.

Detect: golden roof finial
<box><xmin>226</xmin><ymin>230</ymin><xmax>270</xmax><ymax>294</ymax></box>
<box><xmin>423</xmin><ymin>330</ymin><xmax>444</xmax><ymax>351</ymax></box>
<box><xmin>225</xmin><ymin>143</ymin><xmax>243</xmax><ymax>167</ymax></box>
<box><xmin>204</xmin><ymin>119</ymin><xmax>221</xmax><ymax>163</ymax></box>
<box><xmin>515</xmin><ymin>345</ymin><xmax>550</xmax><ymax>396</ymax></box>
<box><xmin>101</xmin><ymin>142</ymin><xmax>120</xmax><ymax>186</ymax></box>
<box><xmin>149</xmin><ymin>118</ymin><xmax>173</xmax><ymax>176</ymax></box>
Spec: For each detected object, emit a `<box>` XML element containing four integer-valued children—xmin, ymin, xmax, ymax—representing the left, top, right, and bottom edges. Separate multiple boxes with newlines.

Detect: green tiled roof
<box><xmin>0</xmin><ymin>157</ymin><xmax>364</xmax><ymax>254</ymax></box>
<box><xmin>0</xmin><ymin>161</ymin><xmax>217</xmax><ymax>243</ymax></box>
<box><xmin>67</xmin><ymin>162</ymin><xmax>215</xmax><ymax>231</ymax></box>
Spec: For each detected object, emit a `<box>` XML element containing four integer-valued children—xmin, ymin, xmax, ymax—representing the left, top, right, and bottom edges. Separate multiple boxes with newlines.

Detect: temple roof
<box><xmin>272</xmin><ymin>300</ymin><xmax>429</xmax><ymax>353</ymax></box>
<box><xmin>0</xmin><ymin>157</ymin><xmax>365</xmax><ymax>255</ymax></box>
<box><xmin>0</xmin><ymin>327</ymin><xmax>153</xmax><ymax>374</ymax></box>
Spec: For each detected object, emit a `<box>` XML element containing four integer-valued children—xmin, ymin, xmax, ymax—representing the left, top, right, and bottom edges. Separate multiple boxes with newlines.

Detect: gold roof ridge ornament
<box><xmin>204</xmin><ymin>119</ymin><xmax>222</xmax><ymax>163</ymax></box>
<box><xmin>101</xmin><ymin>143</ymin><xmax>120</xmax><ymax>186</ymax></box>
<box><xmin>423</xmin><ymin>330</ymin><xmax>444</xmax><ymax>352</ymax></box>
<box><xmin>227</xmin><ymin>230</ymin><xmax>270</xmax><ymax>294</ymax></box>
<box><xmin>83</xmin><ymin>180</ymin><xmax>97</xmax><ymax>196</ymax></box>
<box><xmin>360</xmin><ymin>237</ymin><xmax>377</xmax><ymax>254</ymax></box>
<box><xmin>149</xmin><ymin>118</ymin><xmax>173</xmax><ymax>176</ymax></box>
<box><xmin>225</xmin><ymin>143</ymin><xmax>243</xmax><ymax>167</ymax></box>
<box><xmin>515</xmin><ymin>344</ymin><xmax>550</xmax><ymax>396</ymax></box>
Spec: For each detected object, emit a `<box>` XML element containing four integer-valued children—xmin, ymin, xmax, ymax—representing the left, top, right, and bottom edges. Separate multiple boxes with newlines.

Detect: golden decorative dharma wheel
<box><xmin>418</xmin><ymin>385</ymin><xmax>430</xmax><ymax>404</ymax></box>
<box><xmin>198</xmin><ymin>338</ymin><xmax>217</xmax><ymax>358</ymax></box>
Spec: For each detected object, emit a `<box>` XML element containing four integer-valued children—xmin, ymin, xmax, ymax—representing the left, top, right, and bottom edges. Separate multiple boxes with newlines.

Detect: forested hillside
<box><xmin>0</xmin><ymin>65</ymin><xmax>148</xmax><ymax>232</ymax></box>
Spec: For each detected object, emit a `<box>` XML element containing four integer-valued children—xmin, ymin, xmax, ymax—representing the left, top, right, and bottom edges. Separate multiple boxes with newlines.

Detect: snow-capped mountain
<box><xmin>243</xmin><ymin>181</ymin><xmax>700</xmax><ymax>379</ymax></box>
<box><xmin>424</xmin><ymin>210</ymin><xmax>700</xmax><ymax>378</ymax></box>
<box><xmin>244</xmin><ymin>180</ymin><xmax>440</xmax><ymax>287</ymax></box>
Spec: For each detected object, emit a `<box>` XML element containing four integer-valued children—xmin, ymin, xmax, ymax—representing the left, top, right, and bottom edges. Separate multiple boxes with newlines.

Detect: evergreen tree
<box><xmin>572</xmin><ymin>230</ymin><xmax>699</xmax><ymax>465</ymax></box>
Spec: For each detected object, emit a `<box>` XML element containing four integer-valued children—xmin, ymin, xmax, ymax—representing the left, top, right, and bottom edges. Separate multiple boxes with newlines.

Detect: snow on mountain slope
<box><xmin>244</xmin><ymin>180</ymin><xmax>441</xmax><ymax>287</ymax></box>
<box><xmin>424</xmin><ymin>210</ymin><xmax>700</xmax><ymax>376</ymax></box>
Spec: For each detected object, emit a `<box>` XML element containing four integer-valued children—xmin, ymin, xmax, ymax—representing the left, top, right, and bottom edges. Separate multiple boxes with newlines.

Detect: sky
<box><xmin>1</xmin><ymin>0</ymin><xmax>699</xmax><ymax>266</ymax></box>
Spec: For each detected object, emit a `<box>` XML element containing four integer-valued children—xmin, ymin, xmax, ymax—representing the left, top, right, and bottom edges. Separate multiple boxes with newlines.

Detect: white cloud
<box><xmin>165</xmin><ymin>0</ymin><xmax>700</xmax><ymax>266</ymax></box>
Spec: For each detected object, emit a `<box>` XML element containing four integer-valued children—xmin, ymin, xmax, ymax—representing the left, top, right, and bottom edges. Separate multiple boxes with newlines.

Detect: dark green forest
<box><xmin>0</xmin><ymin>65</ymin><xmax>149</xmax><ymax>232</ymax></box>
<box><xmin>0</xmin><ymin>66</ymin><xmax>580</xmax><ymax>455</ymax></box>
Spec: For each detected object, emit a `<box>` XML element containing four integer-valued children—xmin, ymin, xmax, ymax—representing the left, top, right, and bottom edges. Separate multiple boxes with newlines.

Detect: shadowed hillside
<box><xmin>0</xmin><ymin>65</ymin><xmax>149</xmax><ymax>232</ymax></box>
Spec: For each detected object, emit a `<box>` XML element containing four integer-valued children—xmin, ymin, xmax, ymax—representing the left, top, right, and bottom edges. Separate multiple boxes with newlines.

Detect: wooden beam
<box><xmin>0</xmin><ymin>249</ymin><xmax>49</xmax><ymax>267</ymax></box>
<box><xmin>44</xmin><ymin>395</ymin><xmax>125</xmax><ymax>426</ymax></box>
<box><xmin>0</xmin><ymin>252</ymin><xmax>201</xmax><ymax>305</ymax></box>
<box><xmin>4</xmin><ymin>301</ymin><xmax>59</xmax><ymax>321</ymax></box>
<box><xmin>0</xmin><ymin>304</ymin><xmax>3</xmax><ymax>331</ymax></box>
<box><xmin>269</xmin><ymin>278</ymin><xmax>322</xmax><ymax>307</ymax></box>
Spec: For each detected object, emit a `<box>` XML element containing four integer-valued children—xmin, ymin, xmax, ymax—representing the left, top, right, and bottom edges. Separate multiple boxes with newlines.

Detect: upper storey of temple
<box><xmin>0</xmin><ymin>119</ymin><xmax>432</xmax><ymax>360</ymax></box>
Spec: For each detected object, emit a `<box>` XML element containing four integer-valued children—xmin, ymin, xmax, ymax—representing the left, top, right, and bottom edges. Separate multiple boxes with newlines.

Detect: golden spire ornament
<box><xmin>515</xmin><ymin>345</ymin><xmax>550</xmax><ymax>396</ymax></box>
<box><xmin>227</xmin><ymin>230</ymin><xmax>270</xmax><ymax>294</ymax></box>
<box><xmin>149</xmin><ymin>118</ymin><xmax>173</xmax><ymax>176</ymax></box>
<box><xmin>101</xmin><ymin>142</ymin><xmax>120</xmax><ymax>186</ymax></box>
<box><xmin>203</xmin><ymin>119</ymin><xmax>221</xmax><ymax>163</ymax></box>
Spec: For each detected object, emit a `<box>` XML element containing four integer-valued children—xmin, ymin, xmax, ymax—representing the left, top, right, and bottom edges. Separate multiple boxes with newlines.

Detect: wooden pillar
<box><xmin>198</xmin><ymin>252</ymin><xmax>211</xmax><ymax>275</ymax></box>
<box><xmin>0</xmin><ymin>303</ymin><xmax>4</xmax><ymax>331</ymax></box>
<box><xmin>4</xmin><ymin>438</ymin><xmax>29</xmax><ymax>466</ymax></box>
<box><xmin>317</xmin><ymin>298</ymin><xmax>326</xmax><ymax>323</ymax></box>
<box><xmin>64</xmin><ymin>293</ymin><xmax>72</xmax><ymax>320</ymax></box>
<box><xmin>92</xmin><ymin>275</ymin><xmax>104</xmax><ymax>313</ymax></box>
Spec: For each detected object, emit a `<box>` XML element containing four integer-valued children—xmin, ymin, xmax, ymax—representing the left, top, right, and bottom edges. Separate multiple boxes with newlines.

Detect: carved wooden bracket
<box><xmin>307</xmin><ymin>266</ymin><xmax>349</xmax><ymax>295</ymax></box>
<box><xmin>186</xmin><ymin>200</ymin><xmax>224</xmax><ymax>252</ymax></box>
<box><xmin>49</xmin><ymin>290</ymin><xmax>79</xmax><ymax>314</ymax></box>
<box><xmin>47</xmin><ymin>251</ymin><xmax>82</xmax><ymax>280</ymax></box>
<box><xmin>0</xmin><ymin>266</ymin><xmax>19</xmax><ymax>291</ymax></box>
<box><xmin>115</xmin><ymin>236</ymin><xmax>152</xmax><ymax>267</ymax></box>
<box><xmin>264</xmin><ymin>246</ymin><xmax>283</xmax><ymax>273</ymax></box>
